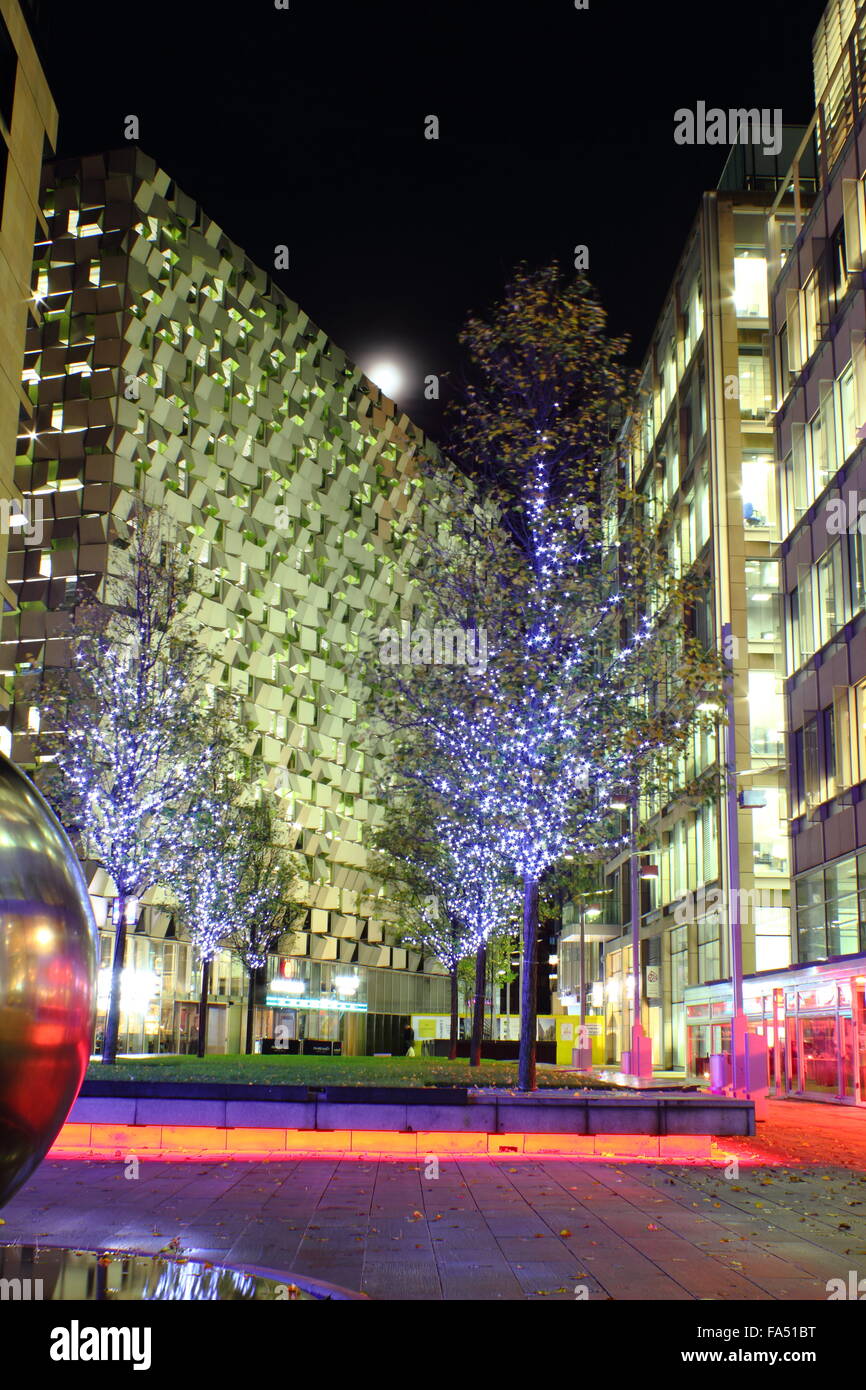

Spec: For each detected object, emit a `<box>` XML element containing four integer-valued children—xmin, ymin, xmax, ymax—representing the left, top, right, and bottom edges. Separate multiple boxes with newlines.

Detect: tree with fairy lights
<box><xmin>220</xmin><ymin>796</ymin><xmax>305</xmax><ymax>1055</ymax></box>
<box><xmin>373</xmin><ymin>797</ymin><xmax>520</xmax><ymax>1064</ymax></box>
<box><xmin>35</xmin><ymin>507</ymin><xmax>233</xmax><ymax>1064</ymax></box>
<box><xmin>371</xmin><ymin>808</ymin><xmax>473</xmax><ymax>1059</ymax></box>
<box><xmin>368</xmin><ymin>265</ymin><xmax>723</xmax><ymax>1091</ymax></box>
<box><xmin>170</xmin><ymin>755</ymin><xmax>252</xmax><ymax>1059</ymax></box>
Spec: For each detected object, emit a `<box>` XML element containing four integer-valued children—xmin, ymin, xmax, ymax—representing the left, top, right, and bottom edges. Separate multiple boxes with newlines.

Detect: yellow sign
<box><xmin>556</xmin><ymin>1015</ymin><xmax>605</xmax><ymax>1066</ymax></box>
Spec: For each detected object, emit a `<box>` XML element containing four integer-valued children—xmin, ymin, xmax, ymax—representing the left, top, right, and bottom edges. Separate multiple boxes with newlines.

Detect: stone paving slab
<box><xmin>0</xmin><ymin>1152</ymin><xmax>863</xmax><ymax>1300</ymax></box>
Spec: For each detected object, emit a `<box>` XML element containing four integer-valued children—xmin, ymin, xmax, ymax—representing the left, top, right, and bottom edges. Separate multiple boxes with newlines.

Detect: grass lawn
<box><xmin>85</xmin><ymin>1053</ymin><xmax>613</xmax><ymax>1089</ymax></box>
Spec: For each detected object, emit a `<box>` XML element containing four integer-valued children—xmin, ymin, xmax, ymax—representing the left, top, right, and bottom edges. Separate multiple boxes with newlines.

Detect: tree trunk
<box><xmin>470</xmin><ymin>940</ymin><xmax>487</xmax><ymax>1067</ymax></box>
<box><xmin>101</xmin><ymin>894</ymin><xmax>128</xmax><ymax>1065</ymax></box>
<box><xmin>518</xmin><ymin>874</ymin><xmax>539</xmax><ymax>1091</ymax></box>
<box><xmin>449</xmin><ymin>965</ymin><xmax>459</xmax><ymax>1060</ymax></box>
<box><xmin>245</xmin><ymin>970</ymin><xmax>256</xmax><ymax>1055</ymax></box>
<box><xmin>196</xmin><ymin>956</ymin><xmax>211</xmax><ymax>1059</ymax></box>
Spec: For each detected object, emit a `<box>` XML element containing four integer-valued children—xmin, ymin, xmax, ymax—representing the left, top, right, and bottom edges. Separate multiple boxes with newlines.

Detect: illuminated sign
<box><xmin>265</xmin><ymin>995</ymin><xmax>367</xmax><ymax>1013</ymax></box>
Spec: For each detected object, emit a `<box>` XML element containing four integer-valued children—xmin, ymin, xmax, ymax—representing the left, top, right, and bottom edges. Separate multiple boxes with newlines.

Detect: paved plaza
<box><xmin>3</xmin><ymin>1100</ymin><xmax>866</xmax><ymax>1300</ymax></box>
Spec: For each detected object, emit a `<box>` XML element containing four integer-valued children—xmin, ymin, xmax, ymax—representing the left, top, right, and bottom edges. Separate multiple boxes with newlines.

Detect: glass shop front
<box><xmin>685</xmin><ymin>956</ymin><xmax>866</xmax><ymax>1104</ymax></box>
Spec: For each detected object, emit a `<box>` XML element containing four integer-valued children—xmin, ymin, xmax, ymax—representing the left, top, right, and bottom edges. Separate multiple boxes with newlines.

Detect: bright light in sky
<box><xmin>367</xmin><ymin>360</ymin><xmax>404</xmax><ymax>398</ymax></box>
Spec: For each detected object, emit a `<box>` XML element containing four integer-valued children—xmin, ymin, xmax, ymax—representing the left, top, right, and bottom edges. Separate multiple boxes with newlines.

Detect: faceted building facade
<box><xmin>2</xmin><ymin>146</ymin><xmax>449</xmax><ymax>1054</ymax></box>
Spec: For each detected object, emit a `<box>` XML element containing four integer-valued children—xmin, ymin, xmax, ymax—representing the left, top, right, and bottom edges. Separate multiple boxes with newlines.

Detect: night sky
<box><xmin>36</xmin><ymin>0</ymin><xmax>826</xmax><ymax>436</ymax></box>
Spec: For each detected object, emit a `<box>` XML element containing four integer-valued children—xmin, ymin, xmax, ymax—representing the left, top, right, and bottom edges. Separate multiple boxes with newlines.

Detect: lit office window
<box><xmin>738</xmin><ymin>348</ymin><xmax>771</xmax><ymax>419</ymax></box>
<box><xmin>741</xmin><ymin>452</ymin><xmax>775</xmax><ymax>530</ymax></box>
<box><xmin>751</xmin><ymin>786</ymin><xmax>789</xmax><ymax>876</ymax></box>
<box><xmin>754</xmin><ymin>903</ymin><xmax>790</xmax><ymax>971</ymax></box>
<box><xmin>748</xmin><ymin>670</ymin><xmax>784</xmax><ymax>758</ymax></box>
<box><xmin>733</xmin><ymin>252</ymin><xmax>769</xmax><ymax>317</ymax></box>
<box><xmin>745</xmin><ymin>558</ymin><xmax>782</xmax><ymax>646</ymax></box>
<box><xmin>682</xmin><ymin>276</ymin><xmax>703</xmax><ymax>361</ymax></box>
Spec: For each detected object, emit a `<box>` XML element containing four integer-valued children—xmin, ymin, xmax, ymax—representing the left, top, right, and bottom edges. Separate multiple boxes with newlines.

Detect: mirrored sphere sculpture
<box><xmin>0</xmin><ymin>754</ymin><xmax>97</xmax><ymax>1206</ymax></box>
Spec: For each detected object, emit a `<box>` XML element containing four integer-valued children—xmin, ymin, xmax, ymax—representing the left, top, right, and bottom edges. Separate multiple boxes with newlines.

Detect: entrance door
<box><xmin>838</xmin><ymin>1014</ymin><xmax>856</xmax><ymax>1102</ymax></box>
<box><xmin>787</xmin><ymin>1017</ymin><xmax>800</xmax><ymax>1094</ymax></box>
<box><xmin>799</xmin><ymin>1016</ymin><xmax>838</xmax><ymax>1096</ymax></box>
<box><xmin>857</xmin><ymin>983</ymin><xmax>866</xmax><ymax>1105</ymax></box>
<box><xmin>206</xmin><ymin>1006</ymin><xmax>227</xmax><ymax>1055</ymax></box>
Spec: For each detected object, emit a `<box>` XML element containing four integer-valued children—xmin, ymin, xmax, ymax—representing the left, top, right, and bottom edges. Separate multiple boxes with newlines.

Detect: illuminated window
<box><xmin>733</xmin><ymin>252</ymin><xmax>768</xmax><ymax>317</ymax></box>
<box><xmin>748</xmin><ymin>670</ymin><xmax>784</xmax><ymax>758</ymax></box>
<box><xmin>738</xmin><ymin>348</ymin><xmax>770</xmax><ymax>419</ymax></box>
<box><xmin>741</xmin><ymin>452</ymin><xmax>775</xmax><ymax>530</ymax></box>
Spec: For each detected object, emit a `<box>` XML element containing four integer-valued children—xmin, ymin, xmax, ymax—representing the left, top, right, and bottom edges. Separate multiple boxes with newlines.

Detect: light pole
<box><xmin>628</xmin><ymin>792</ymin><xmax>653</xmax><ymax>1076</ymax></box>
<box><xmin>722</xmin><ymin>619</ymin><xmax>747</xmax><ymax>1098</ymax></box>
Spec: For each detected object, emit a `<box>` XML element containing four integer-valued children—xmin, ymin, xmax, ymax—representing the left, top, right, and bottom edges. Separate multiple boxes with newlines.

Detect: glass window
<box><xmin>751</xmin><ymin>785</ymin><xmax>789</xmax><ymax>877</ymax></box>
<box><xmin>834</xmin><ymin>686</ymin><xmax>855</xmax><ymax>789</ymax></box>
<box><xmin>697</xmin><ymin>916</ymin><xmax>722</xmax><ymax>983</ymax></box>
<box><xmin>800</xmin><ymin>1017</ymin><xmax>838</xmax><ymax>1094</ymax></box>
<box><xmin>796</xmin><ymin>868</ymin><xmax>827</xmax><ymax>961</ymax></box>
<box><xmin>695</xmin><ymin>464</ymin><xmax>710</xmax><ymax>550</ymax></box>
<box><xmin>738</xmin><ymin>348</ymin><xmax>770</xmax><ymax>418</ymax></box>
<box><xmin>748</xmin><ymin>670</ymin><xmax>784</xmax><ymax>758</ymax></box>
<box><xmin>754</xmin><ymin>904</ymin><xmax>790</xmax><ymax>971</ymax></box>
<box><xmin>838</xmin><ymin>361</ymin><xmax>857</xmax><ymax>459</ymax></box>
<box><xmin>745</xmin><ymin>558</ymin><xmax>782</xmax><ymax>647</ymax></box>
<box><xmin>741</xmin><ymin>452</ymin><xmax>775</xmax><ymax>531</ymax></box>
<box><xmin>809</xmin><ymin>383</ymin><xmax>838</xmax><ymax>497</ymax></box>
<box><xmin>804</xmin><ymin>715</ymin><xmax>820</xmax><ymax>807</ymax></box>
<box><xmin>683</xmin><ymin>277</ymin><xmax>703</xmax><ymax>362</ymax></box>
<box><xmin>816</xmin><ymin>542</ymin><xmax>846</xmax><ymax>646</ymax></box>
<box><xmin>852</xmin><ymin>530</ymin><xmax>866</xmax><ymax>615</ymax></box>
<box><xmin>854</xmin><ymin>681</ymin><xmax>866</xmax><ymax>782</ymax></box>
<box><xmin>734</xmin><ymin>252</ymin><xmax>769</xmax><ymax>317</ymax></box>
<box><xmin>790</xmin><ymin>567</ymin><xmax>816</xmax><ymax>670</ymax></box>
<box><xmin>670</xmin><ymin>925</ymin><xmax>688</xmax><ymax>1004</ymax></box>
<box><xmin>826</xmin><ymin>858</ymin><xmax>859</xmax><ymax>956</ymax></box>
<box><xmin>803</xmin><ymin>269</ymin><xmax>823</xmax><ymax>359</ymax></box>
